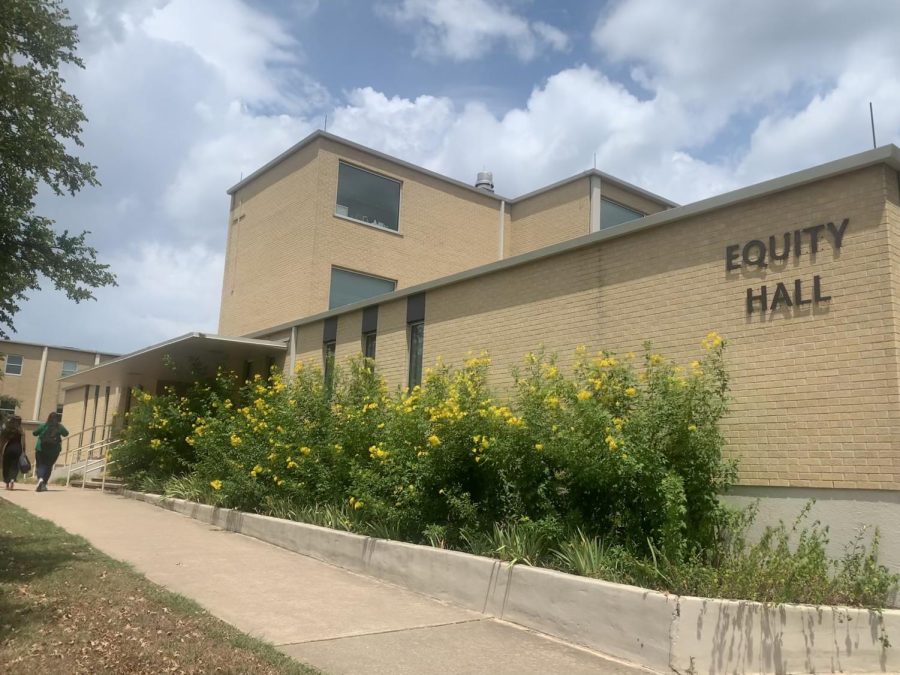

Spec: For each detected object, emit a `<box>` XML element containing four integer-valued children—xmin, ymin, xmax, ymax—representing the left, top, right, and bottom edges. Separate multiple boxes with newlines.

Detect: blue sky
<box><xmin>13</xmin><ymin>0</ymin><xmax>900</xmax><ymax>353</ymax></box>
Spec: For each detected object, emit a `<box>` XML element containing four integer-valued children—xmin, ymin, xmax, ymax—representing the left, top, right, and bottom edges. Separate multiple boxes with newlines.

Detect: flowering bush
<box><xmin>118</xmin><ymin>334</ymin><xmax>734</xmax><ymax>558</ymax></box>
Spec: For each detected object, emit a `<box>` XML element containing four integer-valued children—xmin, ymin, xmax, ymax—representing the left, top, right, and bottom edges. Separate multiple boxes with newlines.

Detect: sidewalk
<box><xmin>1</xmin><ymin>487</ymin><xmax>649</xmax><ymax>674</ymax></box>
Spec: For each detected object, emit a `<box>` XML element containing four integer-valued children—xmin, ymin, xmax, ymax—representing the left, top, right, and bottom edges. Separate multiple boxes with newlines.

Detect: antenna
<box><xmin>324</xmin><ymin>114</ymin><xmax>328</xmax><ymax>133</ymax></box>
<box><xmin>593</xmin><ymin>153</ymin><xmax>597</xmax><ymax>170</ymax></box>
<box><xmin>869</xmin><ymin>102</ymin><xmax>876</xmax><ymax>149</ymax></box>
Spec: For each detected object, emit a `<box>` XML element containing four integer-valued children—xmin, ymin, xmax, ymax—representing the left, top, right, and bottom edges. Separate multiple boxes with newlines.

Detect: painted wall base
<box><xmin>124</xmin><ymin>490</ymin><xmax>900</xmax><ymax>674</ymax></box>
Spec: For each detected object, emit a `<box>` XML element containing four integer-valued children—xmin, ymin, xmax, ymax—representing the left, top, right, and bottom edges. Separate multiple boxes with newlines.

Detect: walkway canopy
<box><xmin>59</xmin><ymin>332</ymin><xmax>287</xmax><ymax>389</ymax></box>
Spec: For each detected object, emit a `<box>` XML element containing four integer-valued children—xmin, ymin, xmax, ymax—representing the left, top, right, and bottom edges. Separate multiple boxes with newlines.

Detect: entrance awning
<box><xmin>59</xmin><ymin>332</ymin><xmax>287</xmax><ymax>388</ymax></box>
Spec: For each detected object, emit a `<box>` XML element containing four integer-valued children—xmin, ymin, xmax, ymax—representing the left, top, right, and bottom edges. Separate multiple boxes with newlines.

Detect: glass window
<box><xmin>4</xmin><ymin>354</ymin><xmax>22</xmax><ymax>376</ymax></box>
<box><xmin>61</xmin><ymin>360</ymin><xmax>78</xmax><ymax>377</ymax></box>
<box><xmin>56</xmin><ymin>404</ymin><xmax>64</xmax><ymax>419</ymax></box>
<box><xmin>0</xmin><ymin>401</ymin><xmax>16</xmax><ymax>417</ymax></box>
<box><xmin>408</xmin><ymin>322</ymin><xmax>424</xmax><ymax>389</ymax></box>
<box><xmin>329</xmin><ymin>268</ymin><xmax>396</xmax><ymax>310</ymax></box>
<box><xmin>600</xmin><ymin>198</ymin><xmax>644</xmax><ymax>229</ymax></box>
<box><xmin>363</xmin><ymin>332</ymin><xmax>377</xmax><ymax>360</ymax></box>
<box><xmin>323</xmin><ymin>341</ymin><xmax>336</xmax><ymax>392</ymax></box>
<box><xmin>335</xmin><ymin>162</ymin><xmax>401</xmax><ymax>231</ymax></box>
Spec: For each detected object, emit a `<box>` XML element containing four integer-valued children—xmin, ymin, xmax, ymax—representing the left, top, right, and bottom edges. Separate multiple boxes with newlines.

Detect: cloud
<box><xmin>379</xmin><ymin>0</ymin><xmax>570</xmax><ymax>62</ymax></box>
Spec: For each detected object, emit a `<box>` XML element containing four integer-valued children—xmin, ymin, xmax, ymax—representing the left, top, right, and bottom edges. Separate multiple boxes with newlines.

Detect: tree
<box><xmin>0</xmin><ymin>0</ymin><xmax>116</xmax><ymax>336</ymax></box>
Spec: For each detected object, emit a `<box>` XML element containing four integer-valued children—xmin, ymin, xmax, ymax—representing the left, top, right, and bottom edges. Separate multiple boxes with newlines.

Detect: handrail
<box><xmin>65</xmin><ymin>438</ymin><xmax>121</xmax><ymax>487</ymax></box>
<box><xmin>62</xmin><ymin>423</ymin><xmax>117</xmax><ymax>464</ymax></box>
<box><xmin>100</xmin><ymin>458</ymin><xmax>118</xmax><ymax>493</ymax></box>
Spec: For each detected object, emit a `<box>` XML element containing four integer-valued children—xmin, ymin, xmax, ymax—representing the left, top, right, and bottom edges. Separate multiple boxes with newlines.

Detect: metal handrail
<box><xmin>61</xmin><ymin>423</ymin><xmax>116</xmax><ymax>464</ymax></box>
<box><xmin>100</xmin><ymin>458</ymin><xmax>118</xmax><ymax>493</ymax></box>
<box><xmin>65</xmin><ymin>438</ymin><xmax>121</xmax><ymax>487</ymax></box>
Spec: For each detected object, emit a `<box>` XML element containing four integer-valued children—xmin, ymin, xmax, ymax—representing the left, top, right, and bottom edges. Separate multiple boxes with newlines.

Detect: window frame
<box><xmin>0</xmin><ymin>403</ymin><xmax>16</xmax><ymax>416</ymax></box>
<box><xmin>407</xmin><ymin>321</ymin><xmax>424</xmax><ymax>389</ymax></box>
<box><xmin>329</xmin><ymin>266</ymin><xmax>397</xmax><ymax>310</ymax></box>
<box><xmin>4</xmin><ymin>354</ymin><xmax>23</xmax><ymax>376</ymax></box>
<box><xmin>363</xmin><ymin>332</ymin><xmax>377</xmax><ymax>360</ymax></box>
<box><xmin>323</xmin><ymin>341</ymin><xmax>337</xmax><ymax>392</ymax></box>
<box><xmin>56</xmin><ymin>404</ymin><xmax>64</xmax><ymax>419</ymax></box>
<box><xmin>61</xmin><ymin>360</ymin><xmax>78</xmax><ymax>377</ymax></box>
<box><xmin>334</xmin><ymin>161</ymin><xmax>403</xmax><ymax>234</ymax></box>
<box><xmin>599</xmin><ymin>197</ymin><xmax>644</xmax><ymax>229</ymax></box>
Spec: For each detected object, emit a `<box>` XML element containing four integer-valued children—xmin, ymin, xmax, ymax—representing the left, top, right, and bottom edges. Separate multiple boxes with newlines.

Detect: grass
<box><xmin>0</xmin><ymin>498</ymin><xmax>318</xmax><ymax>674</ymax></box>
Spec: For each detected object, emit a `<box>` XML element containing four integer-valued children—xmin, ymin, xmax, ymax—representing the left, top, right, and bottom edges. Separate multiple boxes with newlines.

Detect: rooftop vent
<box><xmin>475</xmin><ymin>171</ymin><xmax>494</xmax><ymax>192</ymax></box>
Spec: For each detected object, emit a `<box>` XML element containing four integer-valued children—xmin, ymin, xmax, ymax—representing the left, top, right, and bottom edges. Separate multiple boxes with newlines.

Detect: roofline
<box><xmin>225</xmin><ymin>130</ymin><xmax>678</xmax><ymax>208</ymax></box>
<box><xmin>227</xmin><ymin>130</ymin><xmax>507</xmax><ymax>201</ymax></box>
<box><xmin>0</xmin><ymin>338</ymin><xmax>118</xmax><ymax>357</ymax></box>
<box><xmin>508</xmin><ymin>168</ymin><xmax>679</xmax><ymax>208</ymax></box>
<box><xmin>247</xmin><ymin>143</ymin><xmax>900</xmax><ymax>338</ymax></box>
<box><xmin>58</xmin><ymin>332</ymin><xmax>286</xmax><ymax>383</ymax></box>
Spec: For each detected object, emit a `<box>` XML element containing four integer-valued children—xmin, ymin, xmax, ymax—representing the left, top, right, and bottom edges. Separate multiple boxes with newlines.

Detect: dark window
<box><xmin>56</xmin><ymin>404</ymin><xmax>64</xmax><ymax>419</ymax></box>
<box><xmin>323</xmin><ymin>341</ymin><xmax>336</xmax><ymax>392</ymax></box>
<box><xmin>336</xmin><ymin>162</ymin><xmax>401</xmax><ymax>231</ymax></box>
<box><xmin>363</xmin><ymin>332</ymin><xmax>377</xmax><ymax>360</ymax></box>
<box><xmin>4</xmin><ymin>354</ymin><xmax>22</xmax><ymax>376</ymax></box>
<box><xmin>408</xmin><ymin>322</ymin><xmax>424</xmax><ymax>389</ymax></box>
<box><xmin>61</xmin><ymin>360</ymin><xmax>78</xmax><ymax>377</ymax></box>
<box><xmin>243</xmin><ymin>360</ymin><xmax>253</xmax><ymax>382</ymax></box>
<box><xmin>329</xmin><ymin>267</ymin><xmax>396</xmax><ymax>309</ymax></box>
<box><xmin>600</xmin><ymin>198</ymin><xmax>643</xmax><ymax>229</ymax></box>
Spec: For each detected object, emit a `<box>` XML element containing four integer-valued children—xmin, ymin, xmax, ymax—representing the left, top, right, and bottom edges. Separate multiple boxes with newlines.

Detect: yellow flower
<box><xmin>377</xmin><ymin>422</ymin><xmax>385</xmax><ymax>429</ymax></box>
<box><xmin>534</xmin><ymin>443</ymin><xmax>544</xmax><ymax>451</ymax></box>
<box><xmin>210</xmin><ymin>479</ymin><xmax>222</xmax><ymax>491</ymax></box>
<box><xmin>545</xmin><ymin>395</ymin><xmax>560</xmax><ymax>408</ymax></box>
<box><xmin>230</xmin><ymin>434</ymin><xmax>242</xmax><ymax>447</ymax></box>
<box><xmin>605</xmin><ymin>435</ymin><xmax>619</xmax><ymax>451</ymax></box>
<box><xmin>427</xmin><ymin>434</ymin><xmax>441</xmax><ymax>447</ymax></box>
<box><xmin>624</xmin><ymin>386</ymin><xmax>637</xmax><ymax>397</ymax></box>
<box><xmin>354</xmin><ymin>500</ymin><xmax>364</xmax><ymax>510</ymax></box>
<box><xmin>150</xmin><ymin>439</ymin><xmax>161</xmax><ymax>449</ymax></box>
<box><xmin>294</xmin><ymin>359</ymin><xmax>304</xmax><ymax>374</ymax></box>
<box><xmin>702</xmin><ymin>331</ymin><xmax>723</xmax><ymax>350</ymax></box>
<box><xmin>576</xmin><ymin>390</ymin><xmax>591</xmax><ymax>401</ymax></box>
<box><xmin>417</xmin><ymin>450</ymin><xmax>429</xmax><ymax>458</ymax></box>
<box><xmin>250</xmin><ymin>464</ymin><xmax>263</xmax><ymax>477</ymax></box>
<box><xmin>650</xmin><ymin>353</ymin><xmax>664</xmax><ymax>365</ymax></box>
<box><xmin>690</xmin><ymin>360</ymin><xmax>701</xmax><ymax>371</ymax></box>
<box><xmin>299</xmin><ymin>446</ymin><xmax>311</xmax><ymax>456</ymax></box>
<box><xmin>612</xmin><ymin>417</ymin><xmax>624</xmax><ymax>430</ymax></box>
<box><xmin>688</xmin><ymin>424</ymin><xmax>698</xmax><ymax>432</ymax></box>
<box><xmin>185</xmin><ymin>437</ymin><xmax>195</xmax><ymax>446</ymax></box>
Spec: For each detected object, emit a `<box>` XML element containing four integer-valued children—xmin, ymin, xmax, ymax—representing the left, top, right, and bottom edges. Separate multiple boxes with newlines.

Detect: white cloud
<box><xmin>379</xmin><ymin>0</ymin><xmax>569</xmax><ymax>62</ymax></box>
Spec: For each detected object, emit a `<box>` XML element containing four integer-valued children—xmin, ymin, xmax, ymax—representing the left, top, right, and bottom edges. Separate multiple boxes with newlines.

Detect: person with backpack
<box><xmin>2</xmin><ymin>415</ymin><xmax>27</xmax><ymax>490</ymax></box>
<box><xmin>33</xmin><ymin>411</ymin><xmax>68</xmax><ymax>492</ymax></box>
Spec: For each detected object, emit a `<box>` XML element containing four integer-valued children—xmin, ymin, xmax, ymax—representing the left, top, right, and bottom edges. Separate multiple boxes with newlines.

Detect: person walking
<box><xmin>1</xmin><ymin>415</ymin><xmax>26</xmax><ymax>490</ymax></box>
<box><xmin>33</xmin><ymin>411</ymin><xmax>68</xmax><ymax>492</ymax></box>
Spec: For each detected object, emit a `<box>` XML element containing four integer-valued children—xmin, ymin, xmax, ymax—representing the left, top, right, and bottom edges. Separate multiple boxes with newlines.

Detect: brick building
<box><xmin>62</xmin><ymin>132</ymin><xmax>900</xmax><ymax>570</ymax></box>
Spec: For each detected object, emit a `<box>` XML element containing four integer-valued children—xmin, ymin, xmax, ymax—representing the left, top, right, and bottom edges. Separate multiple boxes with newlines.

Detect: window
<box><xmin>56</xmin><ymin>404</ymin><xmax>64</xmax><ymax>419</ymax></box>
<box><xmin>600</xmin><ymin>198</ymin><xmax>644</xmax><ymax>229</ymax></box>
<box><xmin>329</xmin><ymin>268</ymin><xmax>396</xmax><ymax>310</ymax></box>
<box><xmin>323</xmin><ymin>341</ymin><xmax>336</xmax><ymax>392</ymax></box>
<box><xmin>335</xmin><ymin>162</ymin><xmax>401</xmax><ymax>231</ymax></box>
<box><xmin>61</xmin><ymin>360</ymin><xmax>78</xmax><ymax>377</ymax></box>
<box><xmin>408</xmin><ymin>322</ymin><xmax>424</xmax><ymax>389</ymax></box>
<box><xmin>363</xmin><ymin>332</ymin><xmax>377</xmax><ymax>359</ymax></box>
<box><xmin>0</xmin><ymin>400</ymin><xmax>16</xmax><ymax>417</ymax></box>
<box><xmin>4</xmin><ymin>354</ymin><xmax>22</xmax><ymax>376</ymax></box>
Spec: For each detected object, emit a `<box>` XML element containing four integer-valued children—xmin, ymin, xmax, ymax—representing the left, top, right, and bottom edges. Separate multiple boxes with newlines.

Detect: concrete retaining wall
<box><xmin>124</xmin><ymin>491</ymin><xmax>899</xmax><ymax>674</ymax></box>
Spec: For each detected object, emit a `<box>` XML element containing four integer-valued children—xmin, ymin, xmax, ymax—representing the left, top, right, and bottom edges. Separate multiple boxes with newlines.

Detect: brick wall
<box><xmin>273</xmin><ymin>165</ymin><xmax>900</xmax><ymax>490</ymax></box>
<box><xmin>507</xmin><ymin>177</ymin><xmax>590</xmax><ymax>257</ymax></box>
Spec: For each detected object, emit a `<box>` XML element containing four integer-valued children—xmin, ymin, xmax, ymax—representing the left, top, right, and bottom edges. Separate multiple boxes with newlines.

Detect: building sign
<box><xmin>725</xmin><ymin>218</ymin><xmax>848</xmax><ymax>314</ymax></box>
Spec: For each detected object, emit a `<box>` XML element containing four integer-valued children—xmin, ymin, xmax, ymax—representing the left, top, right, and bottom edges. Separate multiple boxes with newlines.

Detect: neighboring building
<box><xmin>0</xmin><ymin>340</ymin><xmax>117</xmax><ymax>438</ymax></box>
<box><xmin>60</xmin><ymin>132</ymin><xmax>900</xmax><ymax>572</ymax></box>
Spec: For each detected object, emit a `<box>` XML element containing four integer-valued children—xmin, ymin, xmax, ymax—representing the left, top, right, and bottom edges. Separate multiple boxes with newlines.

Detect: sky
<box><xmin>13</xmin><ymin>0</ymin><xmax>900</xmax><ymax>354</ymax></box>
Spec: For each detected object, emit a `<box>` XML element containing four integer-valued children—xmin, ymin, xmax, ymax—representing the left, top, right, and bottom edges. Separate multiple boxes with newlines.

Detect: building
<box><xmin>60</xmin><ymin>132</ymin><xmax>900</xmax><ymax>571</ymax></box>
<box><xmin>0</xmin><ymin>340</ymin><xmax>117</xmax><ymax>439</ymax></box>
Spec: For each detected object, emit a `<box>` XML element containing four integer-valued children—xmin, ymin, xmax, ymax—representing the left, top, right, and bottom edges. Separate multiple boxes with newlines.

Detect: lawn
<box><xmin>0</xmin><ymin>498</ymin><xmax>318</xmax><ymax>674</ymax></box>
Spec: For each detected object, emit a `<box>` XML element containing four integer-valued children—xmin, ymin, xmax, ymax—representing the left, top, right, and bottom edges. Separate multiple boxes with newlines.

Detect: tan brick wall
<box><xmin>220</xmin><ymin>137</ymin><xmax>504</xmax><ymax>337</ymax></box>
<box><xmin>219</xmin><ymin>142</ymin><xmax>321</xmax><ymax>336</ymax></box>
<box><xmin>280</xmin><ymin>165</ymin><xmax>900</xmax><ymax>490</ymax></box>
<box><xmin>507</xmin><ymin>177</ymin><xmax>590</xmax><ymax>257</ymax></box>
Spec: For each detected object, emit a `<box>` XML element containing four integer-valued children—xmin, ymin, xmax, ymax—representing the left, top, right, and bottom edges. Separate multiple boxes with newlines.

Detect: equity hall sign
<box><xmin>725</xmin><ymin>218</ymin><xmax>848</xmax><ymax>315</ymax></box>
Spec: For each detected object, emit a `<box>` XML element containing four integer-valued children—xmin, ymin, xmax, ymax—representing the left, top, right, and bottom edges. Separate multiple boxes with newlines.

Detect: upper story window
<box><xmin>61</xmin><ymin>360</ymin><xmax>78</xmax><ymax>377</ymax></box>
<box><xmin>335</xmin><ymin>162</ymin><xmax>401</xmax><ymax>232</ymax></box>
<box><xmin>600</xmin><ymin>198</ymin><xmax>644</xmax><ymax>229</ymax></box>
<box><xmin>329</xmin><ymin>267</ymin><xmax>396</xmax><ymax>310</ymax></box>
<box><xmin>4</xmin><ymin>354</ymin><xmax>23</xmax><ymax>376</ymax></box>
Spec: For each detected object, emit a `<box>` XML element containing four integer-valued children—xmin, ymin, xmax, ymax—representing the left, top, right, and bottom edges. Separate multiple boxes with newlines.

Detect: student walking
<box><xmin>33</xmin><ymin>411</ymin><xmax>68</xmax><ymax>492</ymax></box>
<box><xmin>2</xmin><ymin>416</ymin><xmax>26</xmax><ymax>490</ymax></box>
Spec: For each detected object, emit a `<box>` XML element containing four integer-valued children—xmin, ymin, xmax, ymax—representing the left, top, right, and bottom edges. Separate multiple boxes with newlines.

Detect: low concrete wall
<box><xmin>123</xmin><ymin>491</ymin><xmax>899</xmax><ymax>674</ymax></box>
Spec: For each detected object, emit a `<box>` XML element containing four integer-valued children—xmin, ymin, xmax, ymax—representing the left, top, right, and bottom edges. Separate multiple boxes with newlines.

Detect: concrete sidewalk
<box><xmin>1</xmin><ymin>487</ymin><xmax>649</xmax><ymax>674</ymax></box>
